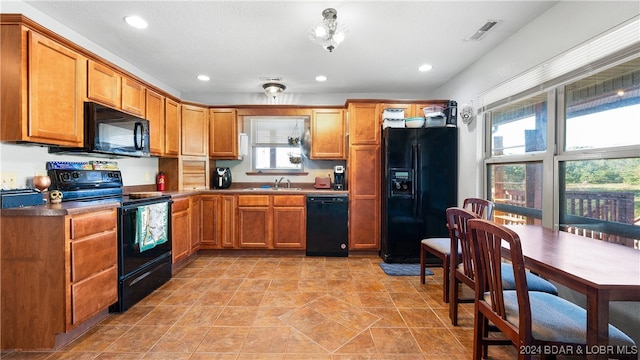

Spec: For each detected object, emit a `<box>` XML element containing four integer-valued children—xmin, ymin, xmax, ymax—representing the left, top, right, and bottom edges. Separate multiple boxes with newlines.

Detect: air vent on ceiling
<box><xmin>259</xmin><ymin>76</ymin><xmax>283</xmax><ymax>82</ymax></box>
<box><xmin>465</xmin><ymin>21</ymin><xmax>498</xmax><ymax>41</ymax></box>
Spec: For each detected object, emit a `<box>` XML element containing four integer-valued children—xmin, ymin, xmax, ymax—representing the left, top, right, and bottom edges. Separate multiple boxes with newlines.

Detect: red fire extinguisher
<box><xmin>156</xmin><ymin>172</ymin><xmax>166</xmax><ymax>191</ymax></box>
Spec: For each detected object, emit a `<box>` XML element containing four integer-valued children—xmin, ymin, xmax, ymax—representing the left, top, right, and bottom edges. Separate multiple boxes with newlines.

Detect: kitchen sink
<box><xmin>242</xmin><ymin>187</ymin><xmax>302</xmax><ymax>191</ymax></box>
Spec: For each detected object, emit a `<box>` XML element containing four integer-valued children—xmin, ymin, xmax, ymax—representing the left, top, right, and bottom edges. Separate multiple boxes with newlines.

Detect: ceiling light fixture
<box><xmin>308</xmin><ymin>8</ymin><xmax>350</xmax><ymax>52</ymax></box>
<box><xmin>124</xmin><ymin>15</ymin><xmax>148</xmax><ymax>29</ymax></box>
<box><xmin>263</xmin><ymin>83</ymin><xmax>286</xmax><ymax>99</ymax></box>
<box><xmin>315</xmin><ymin>75</ymin><xmax>327</xmax><ymax>82</ymax></box>
<box><xmin>197</xmin><ymin>74</ymin><xmax>210</xmax><ymax>81</ymax></box>
<box><xmin>418</xmin><ymin>64</ymin><xmax>433</xmax><ymax>72</ymax></box>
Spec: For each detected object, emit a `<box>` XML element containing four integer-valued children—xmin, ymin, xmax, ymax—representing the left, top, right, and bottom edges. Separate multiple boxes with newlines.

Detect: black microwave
<box><xmin>49</xmin><ymin>102</ymin><xmax>150</xmax><ymax>157</ymax></box>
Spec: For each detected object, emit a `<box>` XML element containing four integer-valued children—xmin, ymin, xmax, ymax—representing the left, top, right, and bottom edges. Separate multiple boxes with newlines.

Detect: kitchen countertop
<box><xmin>1</xmin><ymin>183</ymin><xmax>348</xmax><ymax>216</ymax></box>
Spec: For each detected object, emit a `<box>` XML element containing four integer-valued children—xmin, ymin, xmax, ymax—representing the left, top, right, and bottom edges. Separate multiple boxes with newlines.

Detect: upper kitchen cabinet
<box><xmin>181</xmin><ymin>104</ymin><xmax>208</xmax><ymax>157</ymax></box>
<box><xmin>347</xmin><ymin>102</ymin><xmax>380</xmax><ymax>145</ymax></box>
<box><xmin>1</xmin><ymin>24</ymin><xmax>86</xmax><ymax>147</ymax></box>
<box><xmin>164</xmin><ymin>98</ymin><xmax>181</xmax><ymax>156</ymax></box>
<box><xmin>311</xmin><ymin>109</ymin><xmax>346</xmax><ymax>159</ymax></box>
<box><xmin>209</xmin><ymin>108</ymin><xmax>238</xmax><ymax>159</ymax></box>
<box><xmin>146</xmin><ymin>89</ymin><xmax>165</xmax><ymax>156</ymax></box>
<box><xmin>87</xmin><ymin>60</ymin><xmax>146</xmax><ymax>117</ymax></box>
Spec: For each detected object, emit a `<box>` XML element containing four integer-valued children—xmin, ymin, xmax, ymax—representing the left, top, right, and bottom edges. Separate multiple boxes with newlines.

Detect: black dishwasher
<box><xmin>306</xmin><ymin>194</ymin><xmax>349</xmax><ymax>257</ymax></box>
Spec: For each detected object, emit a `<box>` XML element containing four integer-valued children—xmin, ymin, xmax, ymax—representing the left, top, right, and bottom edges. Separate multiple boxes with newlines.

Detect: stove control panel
<box><xmin>48</xmin><ymin>169</ymin><xmax>122</xmax><ymax>190</ymax></box>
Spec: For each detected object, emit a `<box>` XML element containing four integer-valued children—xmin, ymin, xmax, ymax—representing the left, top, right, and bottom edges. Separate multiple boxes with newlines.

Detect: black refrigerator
<box><xmin>381</xmin><ymin>127</ymin><xmax>458</xmax><ymax>263</ymax></box>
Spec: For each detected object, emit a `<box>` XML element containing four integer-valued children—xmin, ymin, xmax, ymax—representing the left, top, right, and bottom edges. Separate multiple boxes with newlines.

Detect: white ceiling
<box><xmin>23</xmin><ymin>1</ymin><xmax>558</xmax><ymax>101</ymax></box>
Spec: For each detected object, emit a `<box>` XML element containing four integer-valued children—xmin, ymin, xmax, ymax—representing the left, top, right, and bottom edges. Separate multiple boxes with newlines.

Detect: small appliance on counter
<box><xmin>213</xmin><ymin>167</ymin><xmax>232</xmax><ymax>189</ymax></box>
<box><xmin>314</xmin><ymin>175</ymin><xmax>331</xmax><ymax>189</ymax></box>
<box><xmin>334</xmin><ymin>165</ymin><xmax>345</xmax><ymax>190</ymax></box>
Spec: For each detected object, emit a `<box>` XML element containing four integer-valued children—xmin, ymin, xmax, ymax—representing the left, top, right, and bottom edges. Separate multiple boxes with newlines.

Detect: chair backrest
<box><xmin>467</xmin><ymin>219</ymin><xmax>533</xmax><ymax>341</ymax></box>
<box><xmin>463</xmin><ymin>198</ymin><xmax>494</xmax><ymax>220</ymax></box>
<box><xmin>446</xmin><ymin>207</ymin><xmax>479</xmax><ymax>281</ymax></box>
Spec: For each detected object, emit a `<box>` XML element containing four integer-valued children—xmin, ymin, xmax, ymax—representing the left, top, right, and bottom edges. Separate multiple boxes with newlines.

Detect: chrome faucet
<box><xmin>274</xmin><ymin>177</ymin><xmax>291</xmax><ymax>189</ymax></box>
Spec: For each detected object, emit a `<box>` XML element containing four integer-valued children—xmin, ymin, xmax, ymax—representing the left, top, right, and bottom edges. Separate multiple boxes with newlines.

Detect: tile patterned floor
<box><xmin>1</xmin><ymin>255</ymin><xmax>520</xmax><ymax>359</ymax></box>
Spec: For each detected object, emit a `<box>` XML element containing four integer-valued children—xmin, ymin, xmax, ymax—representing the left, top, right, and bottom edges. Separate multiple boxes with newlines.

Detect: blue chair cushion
<box><xmin>421</xmin><ymin>237</ymin><xmax>461</xmax><ymax>255</ymax></box>
<box><xmin>488</xmin><ymin>290</ymin><xmax>636</xmax><ymax>347</ymax></box>
<box><xmin>501</xmin><ymin>263</ymin><xmax>558</xmax><ymax>295</ymax></box>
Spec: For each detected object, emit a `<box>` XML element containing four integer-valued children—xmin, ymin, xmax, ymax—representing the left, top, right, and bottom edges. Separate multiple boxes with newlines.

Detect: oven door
<box><xmin>118</xmin><ymin>197</ymin><xmax>172</xmax><ymax>277</ymax></box>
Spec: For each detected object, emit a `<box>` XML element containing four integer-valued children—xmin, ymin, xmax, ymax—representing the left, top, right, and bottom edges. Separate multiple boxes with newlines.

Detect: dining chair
<box><xmin>419</xmin><ymin>198</ymin><xmax>493</xmax><ymax>303</ymax></box>
<box><xmin>467</xmin><ymin>219</ymin><xmax>637</xmax><ymax>360</ymax></box>
<box><xmin>447</xmin><ymin>208</ymin><xmax>558</xmax><ymax>326</ymax></box>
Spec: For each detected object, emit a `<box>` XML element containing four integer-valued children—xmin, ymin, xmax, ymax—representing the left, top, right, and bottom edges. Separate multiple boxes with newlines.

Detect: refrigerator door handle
<box><xmin>414</xmin><ymin>143</ymin><xmax>422</xmax><ymax>218</ymax></box>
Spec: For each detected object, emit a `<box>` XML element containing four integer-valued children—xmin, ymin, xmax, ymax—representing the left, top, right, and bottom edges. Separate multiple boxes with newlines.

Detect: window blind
<box><xmin>479</xmin><ymin>18</ymin><xmax>640</xmax><ymax>112</ymax></box>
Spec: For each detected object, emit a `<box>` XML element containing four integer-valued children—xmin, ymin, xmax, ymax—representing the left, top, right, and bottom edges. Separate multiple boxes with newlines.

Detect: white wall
<box><xmin>430</xmin><ymin>1</ymin><xmax>640</xmax><ymax>203</ymax></box>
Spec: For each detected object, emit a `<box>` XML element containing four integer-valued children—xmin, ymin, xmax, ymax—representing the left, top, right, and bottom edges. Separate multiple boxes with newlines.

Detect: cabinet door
<box><xmin>348</xmin><ymin>103</ymin><xmax>380</xmax><ymax>145</ymax></box>
<box><xmin>171</xmin><ymin>198</ymin><xmax>191</xmax><ymax>263</ymax></box>
<box><xmin>87</xmin><ymin>60</ymin><xmax>121</xmax><ymax>108</ymax></box>
<box><xmin>273</xmin><ymin>207</ymin><xmax>305</xmax><ymax>249</ymax></box>
<box><xmin>311</xmin><ymin>109</ymin><xmax>345</xmax><ymax>159</ymax></box>
<box><xmin>164</xmin><ymin>98</ymin><xmax>181</xmax><ymax>156</ymax></box>
<box><xmin>237</xmin><ymin>195</ymin><xmax>270</xmax><ymax>248</ymax></box>
<box><xmin>181</xmin><ymin>104</ymin><xmax>208</xmax><ymax>156</ymax></box>
<box><xmin>146</xmin><ymin>89</ymin><xmax>165</xmax><ymax>156</ymax></box>
<box><xmin>348</xmin><ymin>145</ymin><xmax>380</xmax><ymax>250</ymax></box>
<box><xmin>200</xmin><ymin>195</ymin><xmax>219</xmax><ymax>248</ymax></box>
<box><xmin>209</xmin><ymin>108</ymin><xmax>238</xmax><ymax>159</ymax></box>
<box><xmin>190</xmin><ymin>196</ymin><xmax>201</xmax><ymax>253</ymax></box>
<box><xmin>28</xmin><ymin>31</ymin><xmax>85</xmax><ymax>146</ymax></box>
<box><xmin>238</xmin><ymin>206</ymin><xmax>271</xmax><ymax>248</ymax></box>
<box><xmin>220</xmin><ymin>195</ymin><xmax>236</xmax><ymax>248</ymax></box>
<box><xmin>121</xmin><ymin>77</ymin><xmax>145</xmax><ymax>117</ymax></box>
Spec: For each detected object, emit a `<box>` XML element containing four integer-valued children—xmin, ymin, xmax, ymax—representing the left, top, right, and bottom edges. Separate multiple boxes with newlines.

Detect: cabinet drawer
<box><xmin>273</xmin><ymin>195</ymin><xmax>305</xmax><ymax>207</ymax></box>
<box><xmin>71</xmin><ymin>266</ymin><xmax>118</xmax><ymax>325</ymax></box>
<box><xmin>71</xmin><ymin>231</ymin><xmax>117</xmax><ymax>282</ymax></box>
<box><xmin>172</xmin><ymin>197</ymin><xmax>190</xmax><ymax>212</ymax></box>
<box><xmin>238</xmin><ymin>195</ymin><xmax>270</xmax><ymax>206</ymax></box>
<box><xmin>70</xmin><ymin>209</ymin><xmax>116</xmax><ymax>239</ymax></box>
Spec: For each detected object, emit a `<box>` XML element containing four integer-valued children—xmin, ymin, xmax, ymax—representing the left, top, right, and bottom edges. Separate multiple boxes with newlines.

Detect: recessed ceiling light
<box><xmin>315</xmin><ymin>75</ymin><xmax>327</xmax><ymax>82</ymax></box>
<box><xmin>418</xmin><ymin>64</ymin><xmax>433</xmax><ymax>72</ymax></box>
<box><xmin>197</xmin><ymin>75</ymin><xmax>210</xmax><ymax>81</ymax></box>
<box><xmin>124</xmin><ymin>15</ymin><xmax>148</xmax><ymax>29</ymax></box>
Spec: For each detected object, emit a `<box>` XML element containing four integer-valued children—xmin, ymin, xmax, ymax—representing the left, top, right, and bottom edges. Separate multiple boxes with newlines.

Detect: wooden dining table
<box><xmin>504</xmin><ymin>225</ymin><xmax>640</xmax><ymax>359</ymax></box>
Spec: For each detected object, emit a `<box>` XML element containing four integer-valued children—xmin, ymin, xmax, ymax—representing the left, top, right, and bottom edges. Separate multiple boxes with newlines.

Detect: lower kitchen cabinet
<box><xmin>220</xmin><ymin>195</ymin><xmax>237</xmax><ymax>248</ymax></box>
<box><xmin>171</xmin><ymin>197</ymin><xmax>191</xmax><ymax>263</ymax></box>
<box><xmin>200</xmin><ymin>195</ymin><xmax>219</xmax><ymax>248</ymax></box>
<box><xmin>237</xmin><ymin>195</ymin><xmax>271</xmax><ymax>248</ymax></box>
<box><xmin>348</xmin><ymin>145</ymin><xmax>381</xmax><ymax>250</ymax></box>
<box><xmin>273</xmin><ymin>195</ymin><xmax>306</xmax><ymax>249</ymax></box>
<box><xmin>1</xmin><ymin>207</ymin><xmax>117</xmax><ymax>350</ymax></box>
<box><xmin>190</xmin><ymin>195</ymin><xmax>201</xmax><ymax>253</ymax></box>
<box><xmin>236</xmin><ymin>194</ymin><xmax>307</xmax><ymax>250</ymax></box>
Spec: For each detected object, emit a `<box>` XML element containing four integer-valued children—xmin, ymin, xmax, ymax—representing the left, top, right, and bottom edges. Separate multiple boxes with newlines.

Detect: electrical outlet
<box><xmin>1</xmin><ymin>172</ymin><xmax>18</xmax><ymax>189</ymax></box>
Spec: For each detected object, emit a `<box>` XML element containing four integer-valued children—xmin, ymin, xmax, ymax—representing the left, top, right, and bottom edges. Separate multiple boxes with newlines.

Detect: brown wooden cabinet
<box><xmin>347</xmin><ymin>102</ymin><xmax>380</xmax><ymax>145</ymax></box>
<box><xmin>181</xmin><ymin>104</ymin><xmax>208</xmax><ymax>157</ymax></box>
<box><xmin>209</xmin><ymin>108</ymin><xmax>238</xmax><ymax>159</ymax></box>
<box><xmin>237</xmin><ymin>195</ymin><xmax>271</xmax><ymax>248</ymax></box>
<box><xmin>348</xmin><ymin>145</ymin><xmax>381</xmax><ymax>250</ymax></box>
<box><xmin>171</xmin><ymin>197</ymin><xmax>191</xmax><ymax>264</ymax></box>
<box><xmin>146</xmin><ymin>89</ymin><xmax>165</xmax><ymax>156</ymax></box>
<box><xmin>1</xmin><ymin>207</ymin><xmax>117</xmax><ymax>350</ymax></box>
<box><xmin>220</xmin><ymin>195</ymin><xmax>237</xmax><ymax>248</ymax></box>
<box><xmin>272</xmin><ymin>195</ymin><xmax>306</xmax><ymax>249</ymax></box>
<box><xmin>1</xmin><ymin>26</ymin><xmax>85</xmax><ymax>147</ymax></box>
<box><xmin>200</xmin><ymin>195</ymin><xmax>219</xmax><ymax>248</ymax></box>
<box><xmin>87</xmin><ymin>59</ymin><xmax>145</xmax><ymax>117</ymax></box>
<box><xmin>311</xmin><ymin>109</ymin><xmax>346</xmax><ymax>159</ymax></box>
<box><xmin>164</xmin><ymin>98</ymin><xmax>181</xmax><ymax>156</ymax></box>
<box><xmin>190</xmin><ymin>195</ymin><xmax>201</xmax><ymax>253</ymax></box>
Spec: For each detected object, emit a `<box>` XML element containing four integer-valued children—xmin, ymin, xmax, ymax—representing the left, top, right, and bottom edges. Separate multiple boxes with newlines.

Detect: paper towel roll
<box><xmin>238</xmin><ymin>133</ymin><xmax>248</xmax><ymax>159</ymax></box>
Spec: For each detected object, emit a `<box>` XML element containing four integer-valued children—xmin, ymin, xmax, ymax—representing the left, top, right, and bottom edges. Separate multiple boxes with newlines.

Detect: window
<box><xmin>250</xmin><ymin>117</ymin><xmax>307</xmax><ymax>173</ymax></box>
<box><xmin>484</xmin><ymin>57</ymin><xmax>640</xmax><ymax>249</ymax></box>
<box><xmin>558</xmin><ymin>58</ymin><xmax>640</xmax><ymax>249</ymax></box>
<box><xmin>490</xmin><ymin>93</ymin><xmax>547</xmax><ymax>156</ymax></box>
